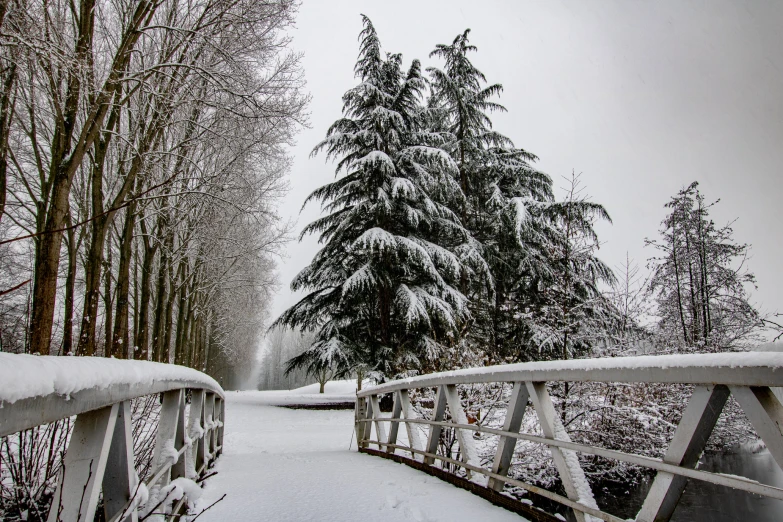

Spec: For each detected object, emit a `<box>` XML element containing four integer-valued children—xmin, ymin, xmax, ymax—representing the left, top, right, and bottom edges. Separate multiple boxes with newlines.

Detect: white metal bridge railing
<box><xmin>355</xmin><ymin>352</ymin><xmax>783</xmax><ymax>522</ymax></box>
<box><xmin>0</xmin><ymin>354</ymin><xmax>225</xmax><ymax>522</ymax></box>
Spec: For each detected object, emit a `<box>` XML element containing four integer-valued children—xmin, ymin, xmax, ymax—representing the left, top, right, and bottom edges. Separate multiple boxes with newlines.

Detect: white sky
<box><xmin>266</xmin><ymin>0</ymin><xmax>783</xmax><ymax>334</ymax></box>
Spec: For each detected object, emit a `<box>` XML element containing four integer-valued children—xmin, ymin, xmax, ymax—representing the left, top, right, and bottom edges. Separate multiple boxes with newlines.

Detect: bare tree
<box><xmin>0</xmin><ymin>0</ymin><xmax>308</xmax><ymax>386</ymax></box>
<box><xmin>646</xmin><ymin>182</ymin><xmax>763</xmax><ymax>350</ymax></box>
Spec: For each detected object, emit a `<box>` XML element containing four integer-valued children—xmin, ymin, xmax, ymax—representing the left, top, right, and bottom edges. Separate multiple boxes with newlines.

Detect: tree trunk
<box><xmin>61</xmin><ymin>214</ymin><xmax>78</xmax><ymax>356</ymax></box>
<box><xmin>152</xmin><ymin>220</ymin><xmax>174</xmax><ymax>362</ymax></box>
<box><xmin>160</xmin><ymin>258</ymin><xmax>176</xmax><ymax>363</ymax></box>
<box><xmin>30</xmin><ymin>0</ymin><xmax>98</xmax><ymax>355</ymax></box>
<box><xmin>201</xmin><ymin>318</ymin><xmax>211</xmax><ymax>372</ymax></box>
<box><xmin>103</xmin><ymin>227</ymin><xmax>114</xmax><ymax>356</ymax></box>
<box><xmin>0</xmin><ymin>59</ymin><xmax>16</xmax><ymax>226</ymax></box>
<box><xmin>136</xmin><ymin>248</ymin><xmax>155</xmax><ymax>360</ymax></box>
<box><xmin>684</xmin><ymin>229</ymin><xmax>700</xmax><ymax>343</ymax></box>
<box><xmin>174</xmin><ymin>258</ymin><xmax>189</xmax><ymax>365</ymax></box>
<box><xmin>696</xmin><ymin>198</ymin><xmax>711</xmax><ymax>342</ymax></box>
<box><xmin>186</xmin><ymin>313</ymin><xmax>199</xmax><ymax>368</ymax></box>
<box><xmin>77</xmin><ymin>213</ymin><xmax>108</xmax><ymax>356</ymax></box>
<box><xmin>30</xmin><ymin>175</ymin><xmax>72</xmax><ymax>354</ymax></box>
<box><xmin>111</xmin><ymin>205</ymin><xmax>135</xmax><ymax>358</ymax></box>
<box><xmin>132</xmin><ymin>241</ymin><xmax>140</xmax><ymax>351</ymax></box>
<box><xmin>671</xmin><ymin>237</ymin><xmax>689</xmax><ymax>344</ymax></box>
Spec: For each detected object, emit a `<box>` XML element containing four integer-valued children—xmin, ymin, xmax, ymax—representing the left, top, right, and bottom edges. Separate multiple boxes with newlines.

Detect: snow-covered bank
<box><xmin>198</xmin><ymin>390</ymin><xmax>526</xmax><ymax>521</ymax></box>
<box><xmin>247</xmin><ymin>379</ymin><xmax>359</xmax><ymax>406</ymax></box>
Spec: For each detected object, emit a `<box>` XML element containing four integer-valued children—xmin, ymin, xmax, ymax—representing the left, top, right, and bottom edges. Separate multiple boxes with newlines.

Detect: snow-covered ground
<box><xmin>238</xmin><ymin>379</ymin><xmax>359</xmax><ymax>406</ymax></box>
<box><xmin>198</xmin><ymin>387</ymin><xmax>526</xmax><ymax>521</ymax></box>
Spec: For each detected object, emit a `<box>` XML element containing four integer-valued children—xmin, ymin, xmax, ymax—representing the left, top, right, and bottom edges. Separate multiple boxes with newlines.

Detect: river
<box><xmin>594</xmin><ymin>447</ymin><xmax>783</xmax><ymax>521</ymax></box>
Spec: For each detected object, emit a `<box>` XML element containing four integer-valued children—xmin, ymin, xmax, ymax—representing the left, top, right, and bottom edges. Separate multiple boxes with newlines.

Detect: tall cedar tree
<box><xmin>529</xmin><ymin>173</ymin><xmax>617</xmax><ymax>360</ymax></box>
<box><xmin>427</xmin><ymin>31</ymin><xmax>616</xmax><ymax>362</ymax></box>
<box><xmin>275</xmin><ymin>17</ymin><xmax>470</xmax><ymax>380</ymax></box>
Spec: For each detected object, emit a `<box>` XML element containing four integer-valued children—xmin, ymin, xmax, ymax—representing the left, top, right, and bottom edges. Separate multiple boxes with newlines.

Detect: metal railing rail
<box><xmin>354</xmin><ymin>352</ymin><xmax>783</xmax><ymax>522</ymax></box>
<box><xmin>0</xmin><ymin>358</ymin><xmax>225</xmax><ymax>522</ymax></box>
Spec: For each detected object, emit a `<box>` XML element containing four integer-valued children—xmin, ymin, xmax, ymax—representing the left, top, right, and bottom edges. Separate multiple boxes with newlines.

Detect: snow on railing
<box><xmin>355</xmin><ymin>352</ymin><xmax>783</xmax><ymax>522</ymax></box>
<box><xmin>0</xmin><ymin>353</ymin><xmax>225</xmax><ymax>522</ymax></box>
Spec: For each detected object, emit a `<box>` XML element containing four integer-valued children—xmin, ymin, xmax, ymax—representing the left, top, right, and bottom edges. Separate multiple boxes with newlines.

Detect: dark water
<box><xmin>594</xmin><ymin>448</ymin><xmax>783</xmax><ymax>521</ymax></box>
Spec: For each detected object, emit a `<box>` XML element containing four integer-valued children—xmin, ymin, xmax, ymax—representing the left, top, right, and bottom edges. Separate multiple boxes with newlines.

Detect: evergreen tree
<box><xmin>275</xmin><ymin>17</ymin><xmax>470</xmax><ymax>379</ymax></box>
<box><xmin>646</xmin><ymin>182</ymin><xmax>762</xmax><ymax>350</ymax></box>
<box><xmin>427</xmin><ymin>31</ymin><xmax>619</xmax><ymax>362</ymax></box>
<box><xmin>527</xmin><ymin>173</ymin><xmax>617</xmax><ymax>360</ymax></box>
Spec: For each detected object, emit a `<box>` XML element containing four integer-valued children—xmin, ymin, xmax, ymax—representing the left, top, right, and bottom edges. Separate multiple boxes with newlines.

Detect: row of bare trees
<box><xmin>0</xmin><ymin>0</ymin><xmax>307</xmax><ymax>385</ymax></box>
<box><xmin>258</xmin><ymin>326</ymin><xmax>314</xmax><ymax>391</ymax></box>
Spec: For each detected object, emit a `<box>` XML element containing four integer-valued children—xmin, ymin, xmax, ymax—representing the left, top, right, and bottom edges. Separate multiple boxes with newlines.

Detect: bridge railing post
<box><xmin>369</xmin><ymin>394</ymin><xmax>386</xmax><ymax>451</ymax></box>
<box><xmin>151</xmin><ymin>389</ymin><xmax>185</xmax><ymax>490</ymax></box>
<box><xmin>204</xmin><ymin>392</ymin><xmax>216</xmax><ymax>464</ymax></box>
<box><xmin>424</xmin><ymin>386</ymin><xmax>447</xmax><ymax>465</ymax></box>
<box><xmin>527</xmin><ymin>381</ymin><xmax>596</xmax><ymax>522</ymax></box>
<box><xmin>386</xmin><ymin>391</ymin><xmax>403</xmax><ymax>454</ymax></box>
<box><xmin>47</xmin><ymin>404</ymin><xmax>119</xmax><ymax>522</ymax></box>
<box><xmin>730</xmin><ymin>385</ymin><xmax>783</xmax><ymax>469</ymax></box>
<box><xmin>488</xmin><ymin>381</ymin><xmax>529</xmax><ymax>492</ymax></box>
<box><xmin>354</xmin><ymin>395</ymin><xmax>369</xmax><ymax>449</ymax></box>
<box><xmin>188</xmin><ymin>389</ymin><xmax>206</xmax><ymax>477</ymax></box>
<box><xmin>209</xmin><ymin>396</ymin><xmax>219</xmax><ymax>458</ymax></box>
<box><xmin>102</xmin><ymin>401</ymin><xmax>138</xmax><ymax>522</ymax></box>
<box><xmin>636</xmin><ymin>384</ymin><xmax>729</xmax><ymax>522</ymax></box>
<box><xmin>399</xmin><ymin>389</ymin><xmax>422</xmax><ymax>460</ymax></box>
<box><xmin>217</xmin><ymin>397</ymin><xmax>226</xmax><ymax>456</ymax></box>
<box><xmin>444</xmin><ymin>384</ymin><xmax>479</xmax><ymax>479</ymax></box>
<box><xmin>171</xmin><ymin>390</ymin><xmax>188</xmax><ymax>481</ymax></box>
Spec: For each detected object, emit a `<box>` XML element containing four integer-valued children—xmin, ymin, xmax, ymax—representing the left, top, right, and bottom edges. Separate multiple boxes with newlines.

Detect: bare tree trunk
<box><xmin>671</xmin><ymin>236</ymin><xmax>689</xmax><ymax>344</ymax></box>
<box><xmin>111</xmin><ymin>205</ymin><xmax>135</xmax><ymax>358</ymax></box>
<box><xmin>77</xmin><ymin>152</ymin><xmax>109</xmax><ymax>356</ymax></box>
<box><xmin>132</xmin><ymin>241</ymin><xmax>140</xmax><ymax>350</ymax></box>
<box><xmin>61</xmin><ymin>213</ymin><xmax>78</xmax><ymax>356</ymax></box>
<box><xmin>174</xmin><ymin>259</ymin><xmax>189</xmax><ymax>365</ymax></box>
<box><xmin>103</xmin><ymin>227</ymin><xmax>114</xmax><ymax>357</ymax></box>
<box><xmin>186</xmin><ymin>312</ymin><xmax>199</xmax><ymax>368</ymax></box>
<box><xmin>152</xmin><ymin>217</ymin><xmax>173</xmax><ymax>362</ymax></box>
<box><xmin>696</xmin><ymin>198</ymin><xmax>711</xmax><ymax>341</ymax></box>
<box><xmin>0</xmin><ymin>59</ymin><xmax>16</xmax><ymax>225</ymax></box>
<box><xmin>200</xmin><ymin>317</ymin><xmax>211</xmax><ymax>372</ymax></box>
<box><xmin>30</xmin><ymin>178</ymin><xmax>73</xmax><ymax>354</ymax></box>
<box><xmin>160</xmin><ymin>257</ymin><xmax>176</xmax><ymax>363</ymax></box>
<box><xmin>135</xmin><ymin>215</ymin><xmax>156</xmax><ymax>360</ymax></box>
<box><xmin>152</xmin><ymin>250</ymin><xmax>169</xmax><ymax>362</ymax></box>
<box><xmin>684</xmin><ymin>229</ymin><xmax>700</xmax><ymax>343</ymax></box>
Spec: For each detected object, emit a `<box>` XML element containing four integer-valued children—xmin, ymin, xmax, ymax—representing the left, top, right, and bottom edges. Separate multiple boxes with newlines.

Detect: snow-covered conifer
<box><xmin>275</xmin><ymin>16</ymin><xmax>470</xmax><ymax>379</ymax></box>
<box><xmin>428</xmin><ymin>31</ymin><xmax>617</xmax><ymax>362</ymax></box>
<box><xmin>427</xmin><ymin>30</ymin><xmax>553</xmax><ymax>360</ymax></box>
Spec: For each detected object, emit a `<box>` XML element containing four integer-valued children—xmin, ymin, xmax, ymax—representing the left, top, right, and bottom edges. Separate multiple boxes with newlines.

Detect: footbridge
<box><xmin>2</xmin><ymin>352</ymin><xmax>783</xmax><ymax>521</ymax></box>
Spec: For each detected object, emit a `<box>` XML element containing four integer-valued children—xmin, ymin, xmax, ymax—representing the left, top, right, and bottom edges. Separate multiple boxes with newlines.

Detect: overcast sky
<box><xmin>266</xmin><ymin>0</ymin><xmax>783</xmax><ymax>339</ymax></box>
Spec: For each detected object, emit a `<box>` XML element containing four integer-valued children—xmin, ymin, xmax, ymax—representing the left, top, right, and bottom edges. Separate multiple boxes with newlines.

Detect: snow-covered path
<box><xmin>199</xmin><ymin>389</ymin><xmax>527</xmax><ymax>521</ymax></box>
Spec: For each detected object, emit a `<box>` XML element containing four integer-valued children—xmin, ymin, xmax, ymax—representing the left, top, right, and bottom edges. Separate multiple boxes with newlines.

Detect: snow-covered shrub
<box><xmin>406</xmin><ymin>379</ymin><xmax>758</xmax><ymax>509</ymax></box>
<box><xmin>0</xmin><ymin>394</ymin><xmax>162</xmax><ymax>521</ymax></box>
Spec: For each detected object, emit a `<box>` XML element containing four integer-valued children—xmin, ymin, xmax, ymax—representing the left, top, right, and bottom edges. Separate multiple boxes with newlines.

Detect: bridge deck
<box><xmin>198</xmin><ymin>390</ymin><xmax>528</xmax><ymax>521</ymax></box>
